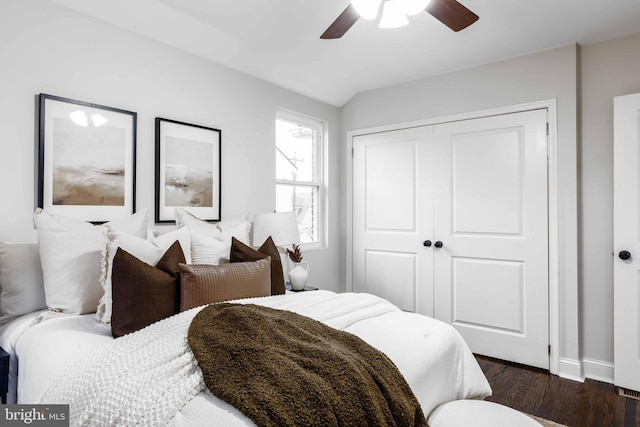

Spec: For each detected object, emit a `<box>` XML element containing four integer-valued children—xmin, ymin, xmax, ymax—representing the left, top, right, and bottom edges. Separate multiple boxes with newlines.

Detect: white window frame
<box><xmin>275</xmin><ymin>109</ymin><xmax>326</xmax><ymax>250</ymax></box>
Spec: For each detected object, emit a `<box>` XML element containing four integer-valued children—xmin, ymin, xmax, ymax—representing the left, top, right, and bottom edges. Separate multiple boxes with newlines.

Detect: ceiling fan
<box><xmin>321</xmin><ymin>0</ymin><xmax>479</xmax><ymax>39</ymax></box>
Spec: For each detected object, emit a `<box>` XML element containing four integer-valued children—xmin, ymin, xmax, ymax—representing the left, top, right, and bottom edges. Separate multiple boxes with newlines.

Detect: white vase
<box><xmin>288</xmin><ymin>261</ymin><xmax>309</xmax><ymax>291</ymax></box>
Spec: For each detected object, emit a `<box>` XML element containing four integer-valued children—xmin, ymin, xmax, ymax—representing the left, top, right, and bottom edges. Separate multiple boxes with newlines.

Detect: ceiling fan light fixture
<box><xmin>321</xmin><ymin>0</ymin><xmax>478</xmax><ymax>39</ymax></box>
<box><xmin>351</xmin><ymin>0</ymin><xmax>382</xmax><ymax>20</ymax></box>
<box><xmin>396</xmin><ymin>0</ymin><xmax>430</xmax><ymax>16</ymax></box>
<box><xmin>378</xmin><ymin>1</ymin><xmax>409</xmax><ymax>29</ymax></box>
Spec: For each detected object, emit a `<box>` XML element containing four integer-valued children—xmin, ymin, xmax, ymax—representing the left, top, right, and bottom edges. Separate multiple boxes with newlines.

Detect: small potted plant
<box><xmin>286</xmin><ymin>244</ymin><xmax>308</xmax><ymax>291</ymax></box>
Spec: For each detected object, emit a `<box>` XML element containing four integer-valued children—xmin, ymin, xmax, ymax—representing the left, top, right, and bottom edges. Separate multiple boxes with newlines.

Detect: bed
<box><xmin>0</xmin><ymin>208</ymin><xmax>492</xmax><ymax>425</ymax></box>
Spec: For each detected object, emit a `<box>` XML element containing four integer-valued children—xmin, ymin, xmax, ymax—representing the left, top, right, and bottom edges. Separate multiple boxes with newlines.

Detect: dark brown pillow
<box><xmin>111</xmin><ymin>241</ymin><xmax>185</xmax><ymax>338</ymax></box>
<box><xmin>230</xmin><ymin>236</ymin><xmax>284</xmax><ymax>295</ymax></box>
<box><xmin>179</xmin><ymin>258</ymin><xmax>271</xmax><ymax>311</ymax></box>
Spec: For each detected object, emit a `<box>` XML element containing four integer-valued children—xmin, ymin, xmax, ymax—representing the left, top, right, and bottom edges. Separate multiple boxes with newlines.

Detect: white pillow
<box><xmin>217</xmin><ymin>220</ymin><xmax>252</xmax><ymax>245</ymax></box>
<box><xmin>96</xmin><ymin>227</ymin><xmax>191</xmax><ymax>324</ymax></box>
<box><xmin>174</xmin><ymin>208</ymin><xmax>251</xmax><ymax>244</ymax></box>
<box><xmin>190</xmin><ymin>231</ymin><xmax>231</xmax><ymax>265</ymax></box>
<box><xmin>0</xmin><ymin>242</ymin><xmax>47</xmax><ymax>324</ymax></box>
<box><xmin>174</xmin><ymin>208</ymin><xmax>221</xmax><ymax>237</ymax></box>
<box><xmin>34</xmin><ymin>208</ymin><xmax>149</xmax><ymax>314</ymax></box>
<box><xmin>217</xmin><ymin>216</ymin><xmax>246</xmax><ymax>231</ymax></box>
<box><xmin>153</xmin><ymin>228</ymin><xmax>192</xmax><ymax>263</ymax></box>
<box><xmin>175</xmin><ymin>208</ymin><xmax>251</xmax><ymax>261</ymax></box>
<box><xmin>146</xmin><ymin>229</ymin><xmax>160</xmax><ymax>240</ymax></box>
<box><xmin>104</xmin><ymin>210</ymin><xmax>149</xmax><ymax>238</ymax></box>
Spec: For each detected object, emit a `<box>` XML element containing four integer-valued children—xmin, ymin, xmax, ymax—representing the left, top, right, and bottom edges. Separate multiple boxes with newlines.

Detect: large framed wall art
<box><xmin>38</xmin><ymin>94</ymin><xmax>137</xmax><ymax>223</ymax></box>
<box><xmin>155</xmin><ymin>118</ymin><xmax>221</xmax><ymax>223</ymax></box>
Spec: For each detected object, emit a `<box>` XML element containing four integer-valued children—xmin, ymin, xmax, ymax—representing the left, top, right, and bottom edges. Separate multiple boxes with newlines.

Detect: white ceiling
<box><xmin>48</xmin><ymin>0</ymin><xmax>640</xmax><ymax>106</ymax></box>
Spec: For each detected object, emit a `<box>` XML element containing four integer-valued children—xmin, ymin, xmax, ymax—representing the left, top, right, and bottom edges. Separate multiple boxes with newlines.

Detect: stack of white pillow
<box><xmin>0</xmin><ymin>208</ymin><xmax>252</xmax><ymax>326</ymax></box>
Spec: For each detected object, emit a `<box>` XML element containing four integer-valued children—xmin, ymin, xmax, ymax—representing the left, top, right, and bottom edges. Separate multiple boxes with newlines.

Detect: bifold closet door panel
<box><xmin>352</xmin><ymin>126</ymin><xmax>435</xmax><ymax>316</ymax></box>
<box><xmin>433</xmin><ymin>109</ymin><xmax>549</xmax><ymax>369</ymax></box>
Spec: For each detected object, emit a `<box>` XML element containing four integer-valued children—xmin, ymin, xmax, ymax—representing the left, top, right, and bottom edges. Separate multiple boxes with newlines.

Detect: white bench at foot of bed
<box><xmin>428</xmin><ymin>400</ymin><xmax>543</xmax><ymax>427</ymax></box>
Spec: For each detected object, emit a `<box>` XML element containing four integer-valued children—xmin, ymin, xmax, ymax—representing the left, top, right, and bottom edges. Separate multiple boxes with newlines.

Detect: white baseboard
<box><xmin>582</xmin><ymin>358</ymin><xmax>614</xmax><ymax>384</ymax></box>
<box><xmin>558</xmin><ymin>357</ymin><xmax>584</xmax><ymax>382</ymax></box>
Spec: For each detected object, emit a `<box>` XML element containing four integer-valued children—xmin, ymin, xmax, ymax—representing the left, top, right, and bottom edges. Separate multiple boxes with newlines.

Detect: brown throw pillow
<box><xmin>179</xmin><ymin>258</ymin><xmax>271</xmax><ymax>311</ymax></box>
<box><xmin>111</xmin><ymin>241</ymin><xmax>185</xmax><ymax>338</ymax></box>
<box><xmin>230</xmin><ymin>236</ymin><xmax>284</xmax><ymax>295</ymax></box>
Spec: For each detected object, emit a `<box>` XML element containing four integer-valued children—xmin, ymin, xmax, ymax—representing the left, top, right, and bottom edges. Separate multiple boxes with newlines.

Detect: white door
<box><xmin>352</xmin><ymin>127</ymin><xmax>435</xmax><ymax>315</ymax></box>
<box><xmin>433</xmin><ymin>109</ymin><xmax>549</xmax><ymax>369</ymax></box>
<box><xmin>613</xmin><ymin>93</ymin><xmax>640</xmax><ymax>392</ymax></box>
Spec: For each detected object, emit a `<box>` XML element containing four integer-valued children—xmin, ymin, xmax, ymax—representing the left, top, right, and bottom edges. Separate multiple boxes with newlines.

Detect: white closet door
<box><xmin>614</xmin><ymin>93</ymin><xmax>640</xmax><ymax>392</ymax></box>
<box><xmin>352</xmin><ymin>127</ymin><xmax>435</xmax><ymax>315</ymax></box>
<box><xmin>433</xmin><ymin>109</ymin><xmax>549</xmax><ymax>369</ymax></box>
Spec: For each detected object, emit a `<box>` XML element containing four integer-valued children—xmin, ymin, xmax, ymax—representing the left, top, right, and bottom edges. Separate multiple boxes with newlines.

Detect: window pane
<box><xmin>276</xmin><ymin>119</ymin><xmax>316</xmax><ymax>182</ymax></box>
<box><xmin>276</xmin><ymin>184</ymin><xmax>318</xmax><ymax>243</ymax></box>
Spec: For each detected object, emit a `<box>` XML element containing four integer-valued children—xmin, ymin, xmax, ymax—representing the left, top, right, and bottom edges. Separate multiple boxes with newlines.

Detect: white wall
<box><xmin>0</xmin><ymin>0</ymin><xmax>342</xmax><ymax>291</ymax></box>
<box><xmin>579</xmin><ymin>33</ymin><xmax>640</xmax><ymax>371</ymax></box>
<box><xmin>342</xmin><ymin>45</ymin><xmax>581</xmax><ymax>373</ymax></box>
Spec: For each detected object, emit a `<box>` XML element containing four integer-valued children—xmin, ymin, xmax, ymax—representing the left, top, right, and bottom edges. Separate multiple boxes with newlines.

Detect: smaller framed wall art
<box><xmin>38</xmin><ymin>93</ymin><xmax>137</xmax><ymax>223</ymax></box>
<box><xmin>155</xmin><ymin>118</ymin><xmax>221</xmax><ymax>223</ymax></box>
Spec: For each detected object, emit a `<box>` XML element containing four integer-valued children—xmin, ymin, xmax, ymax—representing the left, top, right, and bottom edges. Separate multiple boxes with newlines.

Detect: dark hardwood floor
<box><xmin>476</xmin><ymin>355</ymin><xmax>640</xmax><ymax>427</ymax></box>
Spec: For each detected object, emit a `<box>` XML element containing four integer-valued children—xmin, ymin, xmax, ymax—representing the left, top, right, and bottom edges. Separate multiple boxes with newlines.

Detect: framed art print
<box><xmin>155</xmin><ymin>118</ymin><xmax>221</xmax><ymax>223</ymax></box>
<box><xmin>38</xmin><ymin>93</ymin><xmax>137</xmax><ymax>223</ymax></box>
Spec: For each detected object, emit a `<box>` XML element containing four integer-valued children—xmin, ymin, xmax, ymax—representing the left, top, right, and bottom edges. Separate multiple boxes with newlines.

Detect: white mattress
<box><xmin>1</xmin><ymin>291</ymin><xmax>491</xmax><ymax>424</ymax></box>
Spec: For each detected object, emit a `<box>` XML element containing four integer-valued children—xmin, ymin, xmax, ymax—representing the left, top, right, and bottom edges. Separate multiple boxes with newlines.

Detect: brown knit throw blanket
<box><xmin>188</xmin><ymin>303</ymin><xmax>426</xmax><ymax>427</ymax></box>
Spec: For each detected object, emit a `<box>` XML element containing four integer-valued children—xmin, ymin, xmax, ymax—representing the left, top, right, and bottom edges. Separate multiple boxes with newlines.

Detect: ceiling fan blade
<box><xmin>321</xmin><ymin>4</ymin><xmax>360</xmax><ymax>39</ymax></box>
<box><xmin>426</xmin><ymin>0</ymin><xmax>479</xmax><ymax>32</ymax></box>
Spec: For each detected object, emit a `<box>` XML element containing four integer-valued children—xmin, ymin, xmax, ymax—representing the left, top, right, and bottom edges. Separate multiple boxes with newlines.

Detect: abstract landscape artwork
<box><xmin>38</xmin><ymin>94</ymin><xmax>137</xmax><ymax>222</ymax></box>
<box><xmin>155</xmin><ymin>118</ymin><xmax>221</xmax><ymax>223</ymax></box>
<box><xmin>52</xmin><ymin>117</ymin><xmax>126</xmax><ymax>206</ymax></box>
<box><xmin>164</xmin><ymin>136</ymin><xmax>213</xmax><ymax>208</ymax></box>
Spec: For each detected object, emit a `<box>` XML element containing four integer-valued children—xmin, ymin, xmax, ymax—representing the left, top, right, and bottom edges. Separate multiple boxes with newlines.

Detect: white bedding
<box><xmin>0</xmin><ymin>309</ymin><xmax>113</xmax><ymax>404</ymax></box>
<box><xmin>2</xmin><ymin>290</ymin><xmax>491</xmax><ymax>425</ymax></box>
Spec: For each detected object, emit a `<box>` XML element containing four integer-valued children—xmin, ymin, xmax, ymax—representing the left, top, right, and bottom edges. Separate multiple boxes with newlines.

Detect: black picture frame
<box><xmin>38</xmin><ymin>93</ymin><xmax>137</xmax><ymax>223</ymax></box>
<box><xmin>155</xmin><ymin>117</ymin><xmax>221</xmax><ymax>223</ymax></box>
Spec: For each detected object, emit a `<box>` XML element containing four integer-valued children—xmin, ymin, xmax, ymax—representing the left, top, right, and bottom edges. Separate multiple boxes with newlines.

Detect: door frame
<box><xmin>345</xmin><ymin>99</ymin><xmax>560</xmax><ymax>375</ymax></box>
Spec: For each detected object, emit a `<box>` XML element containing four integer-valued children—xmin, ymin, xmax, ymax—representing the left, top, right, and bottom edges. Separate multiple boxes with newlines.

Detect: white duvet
<box><xmin>3</xmin><ymin>291</ymin><xmax>491</xmax><ymax>425</ymax></box>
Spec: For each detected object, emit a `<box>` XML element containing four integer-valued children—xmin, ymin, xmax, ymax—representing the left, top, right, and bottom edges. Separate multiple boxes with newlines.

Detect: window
<box><xmin>275</xmin><ymin>111</ymin><xmax>325</xmax><ymax>246</ymax></box>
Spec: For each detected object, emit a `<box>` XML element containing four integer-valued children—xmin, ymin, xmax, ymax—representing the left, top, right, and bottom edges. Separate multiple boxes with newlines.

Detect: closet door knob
<box><xmin>423</xmin><ymin>240</ymin><xmax>432</xmax><ymax>247</ymax></box>
<box><xmin>619</xmin><ymin>250</ymin><xmax>631</xmax><ymax>260</ymax></box>
<box><xmin>434</xmin><ymin>241</ymin><xmax>443</xmax><ymax>249</ymax></box>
